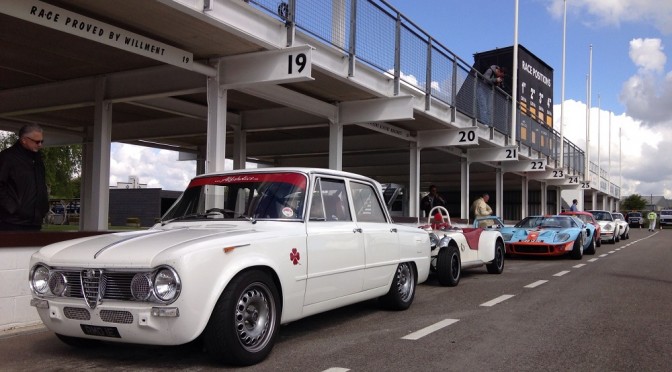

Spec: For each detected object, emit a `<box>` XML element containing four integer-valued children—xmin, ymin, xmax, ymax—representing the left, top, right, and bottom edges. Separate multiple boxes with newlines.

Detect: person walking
<box><xmin>472</xmin><ymin>193</ymin><xmax>493</xmax><ymax>227</ymax></box>
<box><xmin>569</xmin><ymin>199</ymin><xmax>578</xmax><ymax>211</ymax></box>
<box><xmin>647</xmin><ymin>210</ymin><xmax>657</xmax><ymax>232</ymax></box>
<box><xmin>0</xmin><ymin>124</ymin><xmax>49</xmax><ymax>231</ymax></box>
<box><xmin>420</xmin><ymin>184</ymin><xmax>445</xmax><ymax>217</ymax></box>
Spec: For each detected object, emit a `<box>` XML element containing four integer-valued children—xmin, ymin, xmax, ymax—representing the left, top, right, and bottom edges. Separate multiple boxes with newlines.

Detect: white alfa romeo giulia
<box><xmin>29</xmin><ymin>168</ymin><xmax>431</xmax><ymax>366</ymax></box>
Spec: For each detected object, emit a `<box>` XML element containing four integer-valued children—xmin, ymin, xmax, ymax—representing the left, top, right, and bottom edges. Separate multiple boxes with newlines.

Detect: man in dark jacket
<box><xmin>0</xmin><ymin>124</ymin><xmax>49</xmax><ymax>231</ymax></box>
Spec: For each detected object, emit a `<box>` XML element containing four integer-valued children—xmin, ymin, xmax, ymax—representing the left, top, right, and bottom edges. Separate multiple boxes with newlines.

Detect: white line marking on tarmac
<box><xmin>609</xmin><ymin>251</ymin><xmax>616</xmax><ymax>253</ymax></box>
<box><xmin>401</xmin><ymin>319</ymin><xmax>459</xmax><ymax>340</ymax></box>
<box><xmin>322</xmin><ymin>369</ymin><xmax>350</xmax><ymax>372</ymax></box>
<box><xmin>524</xmin><ymin>280</ymin><xmax>548</xmax><ymax>288</ymax></box>
<box><xmin>599</xmin><ymin>254</ymin><xmax>608</xmax><ymax>257</ymax></box>
<box><xmin>480</xmin><ymin>295</ymin><xmax>515</xmax><ymax>307</ymax></box>
<box><xmin>588</xmin><ymin>258</ymin><xmax>599</xmax><ymax>262</ymax></box>
<box><xmin>553</xmin><ymin>270</ymin><xmax>570</xmax><ymax>277</ymax></box>
<box><xmin>573</xmin><ymin>264</ymin><xmax>586</xmax><ymax>268</ymax></box>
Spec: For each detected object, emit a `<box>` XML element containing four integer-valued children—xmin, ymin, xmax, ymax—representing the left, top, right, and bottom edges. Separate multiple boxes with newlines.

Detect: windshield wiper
<box><xmin>161</xmin><ymin>210</ymin><xmax>256</xmax><ymax>226</ymax></box>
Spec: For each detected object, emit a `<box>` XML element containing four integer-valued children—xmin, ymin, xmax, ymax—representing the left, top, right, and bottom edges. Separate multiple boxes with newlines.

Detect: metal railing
<box><xmin>245</xmin><ymin>0</ymin><xmax>615</xmax><ymax>188</ymax></box>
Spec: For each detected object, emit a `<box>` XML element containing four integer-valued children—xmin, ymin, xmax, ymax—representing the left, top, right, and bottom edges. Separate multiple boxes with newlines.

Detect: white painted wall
<box><xmin>0</xmin><ymin>247</ymin><xmax>43</xmax><ymax>332</ymax></box>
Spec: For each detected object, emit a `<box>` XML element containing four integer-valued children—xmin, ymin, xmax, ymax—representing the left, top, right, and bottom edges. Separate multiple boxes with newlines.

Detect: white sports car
<box><xmin>28</xmin><ymin>168</ymin><xmax>431</xmax><ymax>366</ymax></box>
<box><xmin>419</xmin><ymin>207</ymin><xmax>505</xmax><ymax>286</ymax></box>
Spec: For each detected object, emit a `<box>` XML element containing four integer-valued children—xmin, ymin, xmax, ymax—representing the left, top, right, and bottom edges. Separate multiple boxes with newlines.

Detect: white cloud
<box><xmin>556</xmin><ymin>99</ymin><xmax>672</xmax><ymax>198</ymax></box>
<box><xmin>548</xmin><ymin>0</ymin><xmax>672</xmax><ymax>34</ymax></box>
<box><xmin>619</xmin><ymin>38</ymin><xmax>672</xmax><ymax>126</ymax></box>
<box><xmin>110</xmin><ymin>143</ymin><xmax>196</xmax><ymax>191</ymax></box>
<box><xmin>628</xmin><ymin>38</ymin><xmax>666</xmax><ymax>72</ymax></box>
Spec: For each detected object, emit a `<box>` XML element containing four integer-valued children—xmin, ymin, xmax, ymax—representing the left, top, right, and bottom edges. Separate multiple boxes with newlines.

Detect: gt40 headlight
<box><xmin>501</xmin><ymin>233</ymin><xmax>513</xmax><ymax>241</ymax></box>
<box><xmin>30</xmin><ymin>264</ymin><xmax>50</xmax><ymax>295</ymax></box>
<box><xmin>153</xmin><ymin>266</ymin><xmax>181</xmax><ymax>302</ymax></box>
<box><xmin>554</xmin><ymin>233</ymin><xmax>571</xmax><ymax>242</ymax></box>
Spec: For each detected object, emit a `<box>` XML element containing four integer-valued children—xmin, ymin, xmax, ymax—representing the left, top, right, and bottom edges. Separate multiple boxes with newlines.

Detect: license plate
<box><xmin>80</xmin><ymin>324</ymin><xmax>121</xmax><ymax>338</ymax></box>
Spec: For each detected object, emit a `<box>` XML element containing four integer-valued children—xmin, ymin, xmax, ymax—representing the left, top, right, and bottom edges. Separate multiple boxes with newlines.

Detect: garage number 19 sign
<box><xmin>218</xmin><ymin>45</ymin><xmax>314</xmax><ymax>88</ymax></box>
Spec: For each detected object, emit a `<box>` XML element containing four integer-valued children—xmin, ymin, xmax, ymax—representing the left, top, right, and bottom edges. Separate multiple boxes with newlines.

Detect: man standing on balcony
<box><xmin>478</xmin><ymin>65</ymin><xmax>505</xmax><ymax>125</ymax></box>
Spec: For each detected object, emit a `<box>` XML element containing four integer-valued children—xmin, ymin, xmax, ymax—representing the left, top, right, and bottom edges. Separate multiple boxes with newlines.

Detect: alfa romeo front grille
<box><xmin>81</xmin><ymin>269</ymin><xmax>103</xmax><ymax>309</ymax></box>
<box><xmin>54</xmin><ymin>270</ymin><xmax>143</xmax><ymax>308</ymax></box>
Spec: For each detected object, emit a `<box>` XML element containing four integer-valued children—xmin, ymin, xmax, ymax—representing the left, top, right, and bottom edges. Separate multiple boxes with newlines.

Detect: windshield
<box><xmin>514</xmin><ymin>216</ymin><xmax>576</xmax><ymax>229</ymax></box>
<box><xmin>588</xmin><ymin>211</ymin><xmax>613</xmax><ymax>221</ymax></box>
<box><xmin>613</xmin><ymin>213</ymin><xmax>624</xmax><ymax>219</ymax></box>
<box><xmin>162</xmin><ymin>172</ymin><xmax>308</xmax><ymax>222</ymax></box>
<box><xmin>661</xmin><ymin>211</ymin><xmax>672</xmax><ymax>216</ymax></box>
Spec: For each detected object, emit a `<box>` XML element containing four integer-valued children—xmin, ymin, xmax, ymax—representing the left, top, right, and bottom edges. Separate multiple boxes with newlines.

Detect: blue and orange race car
<box><xmin>500</xmin><ymin>215</ymin><xmax>597</xmax><ymax>259</ymax></box>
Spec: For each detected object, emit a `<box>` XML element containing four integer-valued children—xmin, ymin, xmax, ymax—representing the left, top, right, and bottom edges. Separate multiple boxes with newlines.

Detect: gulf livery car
<box><xmin>419</xmin><ymin>206</ymin><xmax>505</xmax><ymax>287</ymax></box>
<box><xmin>500</xmin><ymin>215</ymin><xmax>595</xmax><ymax>259</ymax></box>
<box><xmin>586</xmin><ymin>210</ymin><xmax>620</xmax><ymax>244</ymax></box>
<box><xmin>560</xmin><ymin>211</ymin><xmax>601</xmax><ymax>249</ymax></box>
<box><xmin>28</xmin><ymin>168</ymin><xmax>431</xmax><ymax>366</ymax></box>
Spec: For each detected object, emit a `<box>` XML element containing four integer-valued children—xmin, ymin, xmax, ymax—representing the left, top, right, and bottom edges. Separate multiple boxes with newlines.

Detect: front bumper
<box><xmin>505</xmin><ymin>241</ymin><xmax>574</xmax><ymax>256</ymax></box>
<box><xmin>30</xmin><ymin>297</ymin><xmax>196</xmax><ymax>345</ymax></box>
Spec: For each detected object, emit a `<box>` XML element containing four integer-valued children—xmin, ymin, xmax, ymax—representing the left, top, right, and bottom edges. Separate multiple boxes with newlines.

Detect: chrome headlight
<box><xmin>48</xmin><ymin>271</ymin><xmax>67</xmax><ymax>296</ymax></box>
<box><xmin>30</xmin><ymin>265</ymin><xmax>50</xmax><ymax>295</ymax></box>
<box><xmin>603</xmin><ymin>223</ymin><xmax>614</xmax><ymax>231</ymax></box>
<box><xmin>438</xmin><ymin>235</ymin><xmax>451</xmax><ymax>248</ymax></box>
<box><xmin>554</xmin><ymin>233</ymin><xmax>571</xmax><ymax>242</ymax></box>
<box><xmin>153</xmin><ymin>267</ymin><xmax>181</xmax><ymax>302</ymax></box>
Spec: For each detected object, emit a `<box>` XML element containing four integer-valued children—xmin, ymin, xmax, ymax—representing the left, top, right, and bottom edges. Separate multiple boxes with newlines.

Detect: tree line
<box><xmin>1</xmin><ymin>131</ymin><xmax>82</xmax><ymax>199</ymax></box>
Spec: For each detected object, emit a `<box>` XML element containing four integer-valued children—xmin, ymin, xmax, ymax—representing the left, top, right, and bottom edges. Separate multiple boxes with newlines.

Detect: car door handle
<box><xmin>390</xmin><ymin>228</ymin><xmax>398</xmax><ymax>233</ymax></box>
<box><xmin>353</xmin><ymin>228</ymin><xmax>362</xmax><ymax>233</ymax></box>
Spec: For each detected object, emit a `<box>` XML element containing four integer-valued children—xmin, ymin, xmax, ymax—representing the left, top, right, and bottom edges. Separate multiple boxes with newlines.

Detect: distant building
<box><xmin>109</xmin><ymin>177</ymin><xmax>181</xmax><ymax>227</ymax></box>
<box><xmin>111</xmin><ymin>175</ymin><xmax>147</xmax><ymax>189</ymax></box>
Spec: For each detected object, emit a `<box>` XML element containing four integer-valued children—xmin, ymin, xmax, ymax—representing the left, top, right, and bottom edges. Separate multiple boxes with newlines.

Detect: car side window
<box><xmin>309</xmin><ymin>178</ymin><xmax>351</xmax><ymax>222</ymax></box>
<box><xmin>349</xmin><ymin>181</ymin><xmax>386</xmax><ymax>223</ymax></box>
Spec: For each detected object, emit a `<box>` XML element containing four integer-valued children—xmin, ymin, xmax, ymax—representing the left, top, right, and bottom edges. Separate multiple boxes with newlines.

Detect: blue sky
<box><xmin>383</xmin><ymin>0</ymin><xmax>672</xmax><ymax>197</ymax></box>
<box><xmin>110</xmin><ymin>0</ymin><xmax>672</xmax><ymax>199</ymax></box>
<box><xmin>385</xmin><ymin>0</ymin><xmax>667</xmax><ymax>115</ymax></box>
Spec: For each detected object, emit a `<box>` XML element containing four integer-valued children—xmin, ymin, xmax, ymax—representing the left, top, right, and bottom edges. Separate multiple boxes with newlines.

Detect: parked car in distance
<box><xmin>659</xmin><ymin>210</ymin><xmax>672</xmax><ymax>228</ymax></box>
<box><xmin>611</xmin><ymin>212</ymin><xmax>630</xmax><ymax>240</ymax></box>
<box><xmin>28</xmin><ymin>168</ymin><xmax>431</xmax><ymax>366</ymax></box>
<box><xmin>560</xmin><ymin>210</ymin><xmax>601</xmax><ymax>248</ymax></box>
<box><xmin>586</xmin><ymin>210</ymin><xmax>620</xmax><ymax>244</ymax></box>
<box><xmin>627</xmin><ymin>211</ymin><xmax>644</xmax><ymax>228</ymax></box>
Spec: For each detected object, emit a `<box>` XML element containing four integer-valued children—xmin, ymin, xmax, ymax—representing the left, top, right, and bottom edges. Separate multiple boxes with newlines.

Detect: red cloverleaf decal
<box><xmin>290</xmin><ymin>248</ymin><xmax>301</xmax><ymax>265</ymax></box>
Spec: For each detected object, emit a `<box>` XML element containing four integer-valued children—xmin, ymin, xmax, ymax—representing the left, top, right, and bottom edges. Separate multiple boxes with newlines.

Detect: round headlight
<box><xmin>30</xmin><ymin>265</ymin><xmax>50</xmax><ymax>295</ymax></box>
<box><xmin>153</xmin><ymin>267</ymin><xmax>181</xmax><ymax>302</ymax></box>
<box><xmin>131</xmin><ymin>273</ymin><xmax>152</xmax><ymax>301</ymax></box>
<box><xmin>48</xmin><ymin>271</ymin><xmax>67</xmax><ymax>296</ymax></box>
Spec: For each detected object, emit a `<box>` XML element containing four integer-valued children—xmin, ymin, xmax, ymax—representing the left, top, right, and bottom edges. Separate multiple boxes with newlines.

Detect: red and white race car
<box><xmin>419</xmin><ymin>206</ymin><xmax>506</xmax><ymax>286</ymax></box>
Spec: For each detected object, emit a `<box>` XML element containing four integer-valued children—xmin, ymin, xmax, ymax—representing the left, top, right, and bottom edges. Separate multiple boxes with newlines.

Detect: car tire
<box><xmin>379</xmin><ymin>262</ymin><xmax>417</xmax><ymax>310</ymax></box>
<box><xmin>585</xmin><ymin>236</ymin><xmax>596</xmax><ymax>255</ymax></box>
<box><xmin>571</xmin><ymin>236</ymin><xmax>583</xmax><ymax>260</ymax></box>
<box><xmin>204</xmin><ymin>270</ymin><xmax>280</xmax><ymax>366</ymax></box>
<box><xmin>55</xmin><ymin>333</ymin><xmax>100</xmax><ymax>348</ymax></box>
<box><xmin>437</xmin><ymin>245</ymin><xmax>461</xmax><ymax>287</ymax></box>
<box><xmin>596</xmin><ymin>236</ymin><xmax>601</xmax><ymax>247</ymax></box>
<box><xmin>486</xmin><ymin>240</ymin><xmax>505</xmax><ymax>274</ymax></box>
<box><xmin>614</xmin><ymin>234</ymin><xmax>619</xmax><ymax>244</ymax></box>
